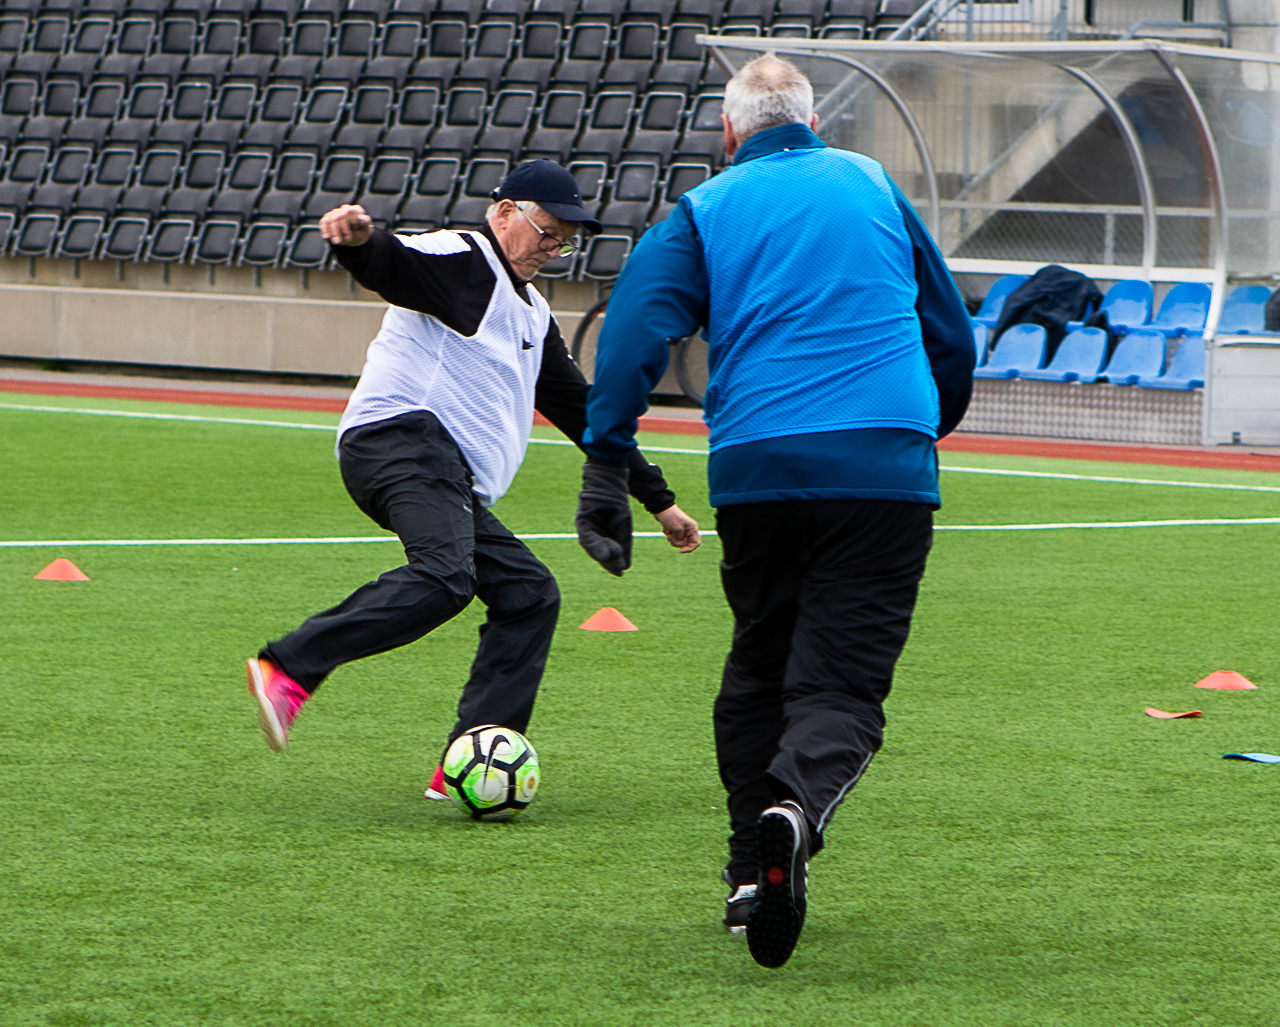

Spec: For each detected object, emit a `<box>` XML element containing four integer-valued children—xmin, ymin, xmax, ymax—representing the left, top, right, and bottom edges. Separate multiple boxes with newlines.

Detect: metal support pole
<box><xmin>965</xmin><ymin>0</ymin><xmax>974</xmax><ymax>40</ymax></box>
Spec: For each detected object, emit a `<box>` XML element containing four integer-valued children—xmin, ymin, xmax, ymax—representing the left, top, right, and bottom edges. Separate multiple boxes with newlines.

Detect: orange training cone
<box><xmin>579</xmin><ymin>607</ymin><xmax>638</xmax><ymax>632</ymax></box>
<box><xmin>34</xmin><ymin>558</ymin><xmax>89</xmax><ymax>581</ymax></box>
<box><xmin>1145</xmin><ymin>707</ymin><xmax>1203</xmax><ymax>719</ymax></box>
<box><xmin>1194</xmin><ymin>671</ymin><xmax>1257</xmax><ymax>691</ymax></box>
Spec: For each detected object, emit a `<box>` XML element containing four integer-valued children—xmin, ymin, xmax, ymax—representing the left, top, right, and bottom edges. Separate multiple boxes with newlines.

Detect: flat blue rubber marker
<box><xmin>1222</xmin><ymin>753</ymin><xmax>1280</xmax><ymax>763</ymax></box>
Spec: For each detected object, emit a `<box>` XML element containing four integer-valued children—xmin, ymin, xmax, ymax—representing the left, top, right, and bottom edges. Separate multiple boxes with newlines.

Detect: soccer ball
<box><xmin>442</xmin><ymin>725</ymin><xmax>540</xmax><ymax>821</ymax></box>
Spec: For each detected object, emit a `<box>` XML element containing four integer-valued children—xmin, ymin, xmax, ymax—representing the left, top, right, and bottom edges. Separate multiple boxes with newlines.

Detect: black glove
<box><xmin>576</xmin><ymin>458</ymin><xmax>632</xmax><ymax>576</ymax></box>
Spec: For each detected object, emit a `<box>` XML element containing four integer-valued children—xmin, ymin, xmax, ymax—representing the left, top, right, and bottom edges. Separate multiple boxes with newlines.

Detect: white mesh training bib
<box><xmin>337</xmin><ymin>230</ymin><xmax>551</xmax><ymax>506</ymax></box>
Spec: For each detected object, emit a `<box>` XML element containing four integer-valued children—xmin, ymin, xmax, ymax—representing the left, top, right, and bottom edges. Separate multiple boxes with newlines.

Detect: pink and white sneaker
<box><xmin>425</xmin><ymin>765</ymin><xmax>450</xmax><ymax>801</ymax></box>
<box><xmin>246</xmin><ymin>657</ymin><xmax>309</xmax><ymax>752</ymax></box>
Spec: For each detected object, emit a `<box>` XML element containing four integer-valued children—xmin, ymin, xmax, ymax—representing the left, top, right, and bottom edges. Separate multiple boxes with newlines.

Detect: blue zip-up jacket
<box><xmin>583</xmin><ymin>122</ymin><xmax>975</xmax><ymax>508</ymax></box>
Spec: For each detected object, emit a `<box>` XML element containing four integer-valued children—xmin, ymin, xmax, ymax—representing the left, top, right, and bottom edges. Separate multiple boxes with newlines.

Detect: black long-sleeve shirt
<box><xmin>334</xmin><ymin>225</ymin><xmax>676</xmax><ymax>513</ymax></box>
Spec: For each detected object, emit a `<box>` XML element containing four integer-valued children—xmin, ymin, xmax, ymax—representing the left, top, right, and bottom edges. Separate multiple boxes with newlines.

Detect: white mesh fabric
<box><xmin>337</xmin><ymin>229</ymin><xmax>551</xmax><ymax>506</ymax></box>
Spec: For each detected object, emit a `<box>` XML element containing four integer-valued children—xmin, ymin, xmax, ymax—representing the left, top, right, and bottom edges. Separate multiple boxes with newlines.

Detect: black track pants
<box><xmin>713</xmin><ymin>499</ymin><xmax>933</xmax><ymax>885</ymax></box>
<box><xmin>264</xmin><ymin>411</ymin><xmax>561</xmax><ymax>747</ymax></box>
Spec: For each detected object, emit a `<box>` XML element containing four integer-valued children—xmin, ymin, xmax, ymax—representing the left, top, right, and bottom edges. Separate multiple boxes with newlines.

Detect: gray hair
<box><xmin>485</xmin><ymin>198</ymin><xmax>542</xmax><ymax>221</ymax></box>
<box><xmin>722</xmin><ymin>53</ymin><xmax>814</xmax><ymax>141</ymax></box>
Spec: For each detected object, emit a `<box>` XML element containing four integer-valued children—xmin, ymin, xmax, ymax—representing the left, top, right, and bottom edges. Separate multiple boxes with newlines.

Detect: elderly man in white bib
<box><xmin>244</xmin><ymin>160</ymin><xmax>700</xmax><ymax>801</ymax></box>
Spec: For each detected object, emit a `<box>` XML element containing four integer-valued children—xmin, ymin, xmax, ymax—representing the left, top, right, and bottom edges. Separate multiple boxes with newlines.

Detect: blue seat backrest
<box><xmin>1104</xmin><ymin>329</ymin><xmax>1165</xmax><ymax>380</ymax></box>
<box><xmin>1162</xmin><ymin>338</ymin><xmax>1205</xmax><ymax>382</ymax></box>
<box><xmin>1100</xmin><ymin>279</ymin><xmax>1151</xmax><ymax>326</ymax></box>
<box><xmin>1217</xmin><ymin>285</ymin><xmax>1271</xmax><ymax>334</ymax></box>
<box><xmin>973</xmin><ymin>274</ymin><xmax>1027</xmax><ymax>322</ymax></box>
<box><xmin>972</xmin><ymin>322</ymin><xmax>988</xmax><ymax>365</ymax></box>
<box><xmin>1045</xmin><ymin>326</ymin><xmax>1106</xmax><ymax>374</ymax></box>
<box><xmin>1152</xmin><ymin>282</ymin><xmax>1211</xmax><ymax>332</ymax></box>
<box><xmin>987</xmin><ymin>323</ymin><xmax>1045</xmax><ymax>372</ymax></box>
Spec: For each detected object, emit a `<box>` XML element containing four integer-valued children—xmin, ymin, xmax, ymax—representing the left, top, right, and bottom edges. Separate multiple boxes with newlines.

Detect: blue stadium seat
<box><xmin>1018</xmin><ymin>327</ymin><xmax>1108</xmax><ymax>383</ymax></box>
<box><xmin>1100</xmin><ymin>329</ymin><xmax>1165</xmax><ymax>384</ymax></box>
<box><xmin>1065</xmin><ymin>278</ymin><xmax>1152</xmax><ymax>333</ymax></box>
<box><xmin>1137</xmin><ymin>338</ymin><xmax>1204</xmax><ymax>390</ymax></box>
<box><xmin>1150</xmin><ymin>282</ymin><xmax>1210</xmax><ymax>337</ymax></box>
<box><xmin>971</xmin><ymin>321</ymin><xmax>987</xmax><ymax>366</ymax></box>
<box><xmin>971</xmin><ymin>273</ymin><xmax>1026</xmax><ymax>328</ymax></box>
<box><xmin>1214</xmin><ymin>285</ymin><xmax>1271</xmax><ymax>335</ymax></box>
<box><xmin>972</xmin><ymin>323</ymin><xmax>1046</xmax><ymax>379</ymax></box>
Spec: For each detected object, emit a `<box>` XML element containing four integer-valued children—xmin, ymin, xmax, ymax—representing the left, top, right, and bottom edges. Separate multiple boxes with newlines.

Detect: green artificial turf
<box><xmin>3</xmin><ymin>397</ymin><xmax>1280</xmax><ymax>1026</ymax></box>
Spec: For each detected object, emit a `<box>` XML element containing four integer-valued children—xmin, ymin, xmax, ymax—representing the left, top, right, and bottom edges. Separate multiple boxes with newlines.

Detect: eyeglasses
<box><xmin>517</xmin><ymin>207</ymin><xmax>580</xmax><ymax>257</ymax></box>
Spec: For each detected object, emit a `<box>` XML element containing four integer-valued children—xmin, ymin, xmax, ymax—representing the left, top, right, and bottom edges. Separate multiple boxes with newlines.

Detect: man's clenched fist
<box><xmin>320</xmin><ymin>204</ymin><xmax>374</xmax><ymax>247</ymax></box>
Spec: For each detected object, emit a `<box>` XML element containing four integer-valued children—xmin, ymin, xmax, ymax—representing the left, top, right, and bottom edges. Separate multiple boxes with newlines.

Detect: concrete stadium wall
<box><xmin>0</xmin><ymin>256</ymin><xmax>599</xmax><ymax>379</ymax></box>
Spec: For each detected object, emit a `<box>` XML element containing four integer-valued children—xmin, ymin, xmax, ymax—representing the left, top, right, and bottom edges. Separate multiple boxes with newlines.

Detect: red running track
<box><xmin>5</xmin><ymin>376</ymin><xmax>1280</xmax><ymax>473</ymax></box>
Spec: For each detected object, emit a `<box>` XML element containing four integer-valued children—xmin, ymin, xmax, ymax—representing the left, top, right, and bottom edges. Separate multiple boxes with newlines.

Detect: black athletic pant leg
<box><xmin>447</xmin><ymin>506</ymin><xmax>561</xmax><ymax>749</ymax></box>
<box><xmin>713</xmin><ymin>499</ymin><xmax>932</xmax><ymax>885</ymax></box>
<box><xmin>264</xmin><ymin>413</ymin><xmax>559</xmax><ymax>738</ymax></box>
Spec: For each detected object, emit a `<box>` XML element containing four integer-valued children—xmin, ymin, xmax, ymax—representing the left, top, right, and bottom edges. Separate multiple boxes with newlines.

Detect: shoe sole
<box><xmin>424</xmin><ymin>787</ymin><xmax>451</xmax><ymax>801</ymax></box>
<box><xmin>246</xmin><ymin>658</ymin><xmax>287</xmax><ymax>752</ymax></box>
<box><xmin>747</xmin><ymin>809</ymin><xmax>804</xmax><ymax>969</ymax></box>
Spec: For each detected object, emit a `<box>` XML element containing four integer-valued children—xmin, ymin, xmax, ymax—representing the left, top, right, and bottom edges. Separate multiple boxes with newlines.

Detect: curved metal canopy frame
<box><xmin>706</xmin><ymin>41</ymin><xmax>941</xmax><ymax>238</ymax></box>
<box><xmin>703</xmin><ymin>37</ymin><xmax>1232</xmax><ymax>341</ymax></box>
<box><xmin>1054</xmin><ymin>64</ymin><xmax>1158</xmax><ymax>280</ymax></box>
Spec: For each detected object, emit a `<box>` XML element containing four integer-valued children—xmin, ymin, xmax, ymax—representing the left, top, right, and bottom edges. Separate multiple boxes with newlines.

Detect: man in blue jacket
<box><xmin>576</xmin><ymin>54</ymin><xmax>975</xmax><ymax>969</ymax></box>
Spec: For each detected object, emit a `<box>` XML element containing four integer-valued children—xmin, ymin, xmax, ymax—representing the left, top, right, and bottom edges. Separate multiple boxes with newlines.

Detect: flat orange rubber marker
<box><xmin>1145</xmin><ymin>707</ymin><xmax>1203</xmax><ymax>719</ymax></box>
<box><xmin>579</xmin><ymin>607</ymin><xmax>638</xmax><ymax>632</ymax></box>
<box><xmin>34</xmin><ymin>558</ymin><xmax>89</xmax><ymax>581</ymax></box>
<box><xmin>1194</xmin><ymin>671</ymin><xmax>1258</xmax><ymax>690</ymax></box>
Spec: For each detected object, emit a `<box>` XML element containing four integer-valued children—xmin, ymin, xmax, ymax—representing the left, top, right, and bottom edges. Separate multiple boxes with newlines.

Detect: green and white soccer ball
<box><xmin>442</xmin><ymin>725</ymin><xmax>540</xmax><ymax>821</ymax></box>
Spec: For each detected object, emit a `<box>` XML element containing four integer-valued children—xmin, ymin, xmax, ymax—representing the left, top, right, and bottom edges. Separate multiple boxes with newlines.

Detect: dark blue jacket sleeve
<box><xmin>583</xmin><ymin>200</ymin><xmax>709</xmax><ymax>462</ymax></box>
<box><xmin>893</xmin><ymin>184</ymin><xmax>976</xmax><ymax>438</ymax></box>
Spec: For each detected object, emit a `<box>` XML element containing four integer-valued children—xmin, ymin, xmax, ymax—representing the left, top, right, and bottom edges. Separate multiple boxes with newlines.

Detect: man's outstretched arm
<box><xmin>583</xmin><ymin>201</ymin><xmax>709</xmax><ymax>463</ymax></box>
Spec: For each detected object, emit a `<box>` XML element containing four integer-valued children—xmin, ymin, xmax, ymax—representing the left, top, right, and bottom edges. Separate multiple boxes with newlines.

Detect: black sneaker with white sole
<box><xmin>722</xmin><ymin>869</ymin><xmax>758</xmax><ymax>934</ymax></box>
<box><xmin>746</xmin><ymin>800</ymin><xmax>810</xmax><ymax>968</ymax></box>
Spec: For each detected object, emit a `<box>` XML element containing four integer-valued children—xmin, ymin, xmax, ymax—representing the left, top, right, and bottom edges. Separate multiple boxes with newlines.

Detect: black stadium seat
<box><xmin>524</xmin><ymin>86</ymin><xmax>583</xmax><ymax>161</ymax></box>
<box><xmin>0</xmin><ymin>77</ymin><xmax>37</xmax><ymax>145</ymax></box>
<box><xmin>333</xmin><ymin>83</ymin><xmax>393</xmax><ymax>153</ymax></box>
<box><xmin>198</xmin><ymin>80</ymin><xmax>254</xmax><ymax>148</ymax></box>
<box><xmin>74</xmin><ymin>145</ymin><xmax>136</xmax><ymax>214</ymax></box>
<box><xmin>14</xmin><ymin>14</ymin><xmax>69</xmax><ymax>79</ymax></box>
<box><xmin>626</xmin><ymin>89</ymin><xmax>684</xmax><ymax>161</ymax></box>
<box><xmin>602</xmin><ymin>20</ymin><xmax>657</xmax><ymax>88</ymax></box>
<box><xmin>397</xmin><ymin>153</ymin><xmax>458</xmax><ymax>229</ymax></box>
<box><xmin>55</xmin><ymin>14</ymin><xmax>113</xmax><ymax>84</ymax></box>
<box><xmin>356</xmin><ymin>151</ymin><xmax>411</xmax><ymax>224</ymax></box>
<box><xmin>109</xmin><ymin>80</ymin><xmax>167</xmax><ymax>144</ymax></box>
<box><xmin>475</xmin><ymin>86</ymin><xmax>534</xmax><ymax>158</ymax></box>
<box><xmin>153</xmin><ymin>78</ymin><xmax>213</xmax><ymax>146</ymax></box>
<box><xmin>242</xmin><ymin>82</ymin><xmax>302</xmax><ymax>150</ymax></box>
<box><xmin>429</xmin><ymin>84</ymin><xmax>486</xmax><ymax>155</ymax></box>
<box><xmin>555</xmin><ymin>19</ymin><xmax>607</xmax><ymax>89</ymax></box>
<box><xmin>208</xmin><ymin>147</ymin><xmax>271</xmax><ymax>219</ymax></box>
<box><xmin>256</xmin><ymin>149</ymin><xmax>316</xmax><ymax>220</ymax></box>
<box><xmin>380</xmin><ymin>81</ymin><xmax>438</xmax><ymax>154</ymax></box>
<box><xmin>186</xmin><ymin>16</ymin><xmax>242</xmax><ymax>81</ymax></box>
<box><xmin>56</xmin><ymin>211</ymin><xmax>106</xmax><ymax>257</ymax></box>
<box><xmin>303</xmin><ymin>151</ymin><xmax>363</xmax><ymax>217</ymax></box>
<box><xmin>97</xmin><ymin>16</ymin><xmax>155</xmax><ymax>83</ymax></box>
<box><xmin>287</xmin><ymin>83</ymin><xmax>347</xmax><ymax>153</ymax></box>
<box><xmin>447</xmin><ymin>154</ymin><xmax>506</xmax><ymax>225</ymax></box>
<box><xmin>574</xmin><ymin>89</ymin><xmax>634</xmax><ymax>163</ymax></box>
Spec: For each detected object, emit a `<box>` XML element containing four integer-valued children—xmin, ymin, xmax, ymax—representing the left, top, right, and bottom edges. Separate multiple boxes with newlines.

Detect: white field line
<box><xmin>0</xmin><ymin>532</ymin><xmax>686</xmax><ymax>548</ymax></box>
<box><xmin>5</xmin><ymin>400</ymin><xmax>1280</xmax><ymax>492</ymax></box>
<box><xmin>6</xmin><ymin>520</ymin><xmax>1280</xmax><ymax>549</ymax></box>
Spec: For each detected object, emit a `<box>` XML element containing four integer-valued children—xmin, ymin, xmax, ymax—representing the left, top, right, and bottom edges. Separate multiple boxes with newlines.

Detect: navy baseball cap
<box><xmin>491</xmin><ymin>159</ymin><xmax>602</xmax><ymax>235</ymax></box>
